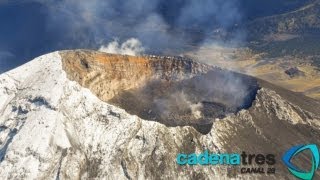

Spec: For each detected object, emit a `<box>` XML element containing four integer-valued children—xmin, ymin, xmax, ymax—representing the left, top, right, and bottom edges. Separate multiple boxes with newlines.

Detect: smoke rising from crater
<box><xmin>99</xmin><ymin>38</ymin><xmax>145</xmax><ymax>56</ymax></box>
<box><xmin>0</xmin><ymin>0</ymin><xmax>244</xmax><ymax>73</ymax></box>
<box><xmin>154</xmin><ymin>91</ymin><xmax>203</xmax><ymax>121</ymax></box>
<box><xmin>40</xmin><ymin>0</ymin><xmax>242</xmax><ymax>54</ymax></box>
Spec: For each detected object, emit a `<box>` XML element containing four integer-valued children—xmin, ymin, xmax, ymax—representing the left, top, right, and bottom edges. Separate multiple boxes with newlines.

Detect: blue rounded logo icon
<box><xmin>282</xmin><ymin>144</ymin><xmax>320</xmax><ymax>180</ymax></box>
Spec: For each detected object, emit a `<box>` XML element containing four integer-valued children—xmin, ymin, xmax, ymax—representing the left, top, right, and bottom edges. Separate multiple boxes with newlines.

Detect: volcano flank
<box><xmin>0</xmin><ymin>50</ymin><xmax>320</xmax><ymax>179</ymax></box>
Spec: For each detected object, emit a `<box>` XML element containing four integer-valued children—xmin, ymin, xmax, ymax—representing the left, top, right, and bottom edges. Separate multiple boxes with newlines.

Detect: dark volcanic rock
<box><xmin>285</xmin><ymin>67</ymin><xmax>305</xmax><ymax>78</ymax></box>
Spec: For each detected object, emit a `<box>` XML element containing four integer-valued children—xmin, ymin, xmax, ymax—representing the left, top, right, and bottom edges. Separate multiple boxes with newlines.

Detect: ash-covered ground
<box><xmin>110</xmin><ymin>69</ymin><xmax>259</xmax><ymax>134</ymax></box>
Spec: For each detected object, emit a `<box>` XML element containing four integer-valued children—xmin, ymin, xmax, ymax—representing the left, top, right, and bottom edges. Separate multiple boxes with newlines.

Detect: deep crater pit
<box><xmin>61</xmin><ymin>50</ymin><xmax>259</xmax><ymax>134</ymax></box>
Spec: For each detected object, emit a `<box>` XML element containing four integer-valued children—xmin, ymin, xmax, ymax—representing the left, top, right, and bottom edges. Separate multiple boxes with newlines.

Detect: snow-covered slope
<box><xmin>0</xmin><ymin>52</ymin><xmax>149</xmax><ymax>179</ymax></box>
<box><xmin>0</xmin><ymin>51</ymin><xmax>319</xmax><ymax>179</ymax></box>
<box><xmin>0</xmin><ymin>52</ymin><xmax>219</xmax><ymax>179</ymax></box>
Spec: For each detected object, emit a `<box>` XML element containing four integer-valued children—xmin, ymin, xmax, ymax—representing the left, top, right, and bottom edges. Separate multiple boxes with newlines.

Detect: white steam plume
<box><xmin>99</xmin><ymin>38</ymin><xmax>145</xmax><ymax>56</ymax></box>
<box><xmin>155</xmin><ymin>91</ymin><xmax>203</xmax><ymax>120</ymax></box>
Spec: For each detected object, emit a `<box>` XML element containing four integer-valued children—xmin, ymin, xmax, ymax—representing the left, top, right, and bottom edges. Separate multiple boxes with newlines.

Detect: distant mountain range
<box><xmin>246</xmin><ymin>0</ymin><xmax>320</xmax><ymax>38</ymax></box>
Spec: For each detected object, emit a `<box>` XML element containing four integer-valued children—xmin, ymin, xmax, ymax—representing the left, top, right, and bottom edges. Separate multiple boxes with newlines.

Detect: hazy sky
<box><xmin>0</xmin><ymin>0</ymin><xmax>308</xmax><ymax>73</ymax></box>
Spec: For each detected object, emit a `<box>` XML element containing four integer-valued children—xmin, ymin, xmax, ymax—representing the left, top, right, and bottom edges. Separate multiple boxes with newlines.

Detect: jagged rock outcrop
<box><xmin>61</xmin><ymin>50</ymin><xmax>212</xmax><ymax>102</ymax></box>
<box><xmin>0</xmin><ymin>50</ymin><xmax>319</xmax><ymax>179</ymax></box>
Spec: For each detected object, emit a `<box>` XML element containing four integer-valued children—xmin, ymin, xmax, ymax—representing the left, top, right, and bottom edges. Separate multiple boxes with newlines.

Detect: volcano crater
<box><xmin>61</xmin><ymin>50</ymin><xmax>259</xmax><ymax>134</ymax></box>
